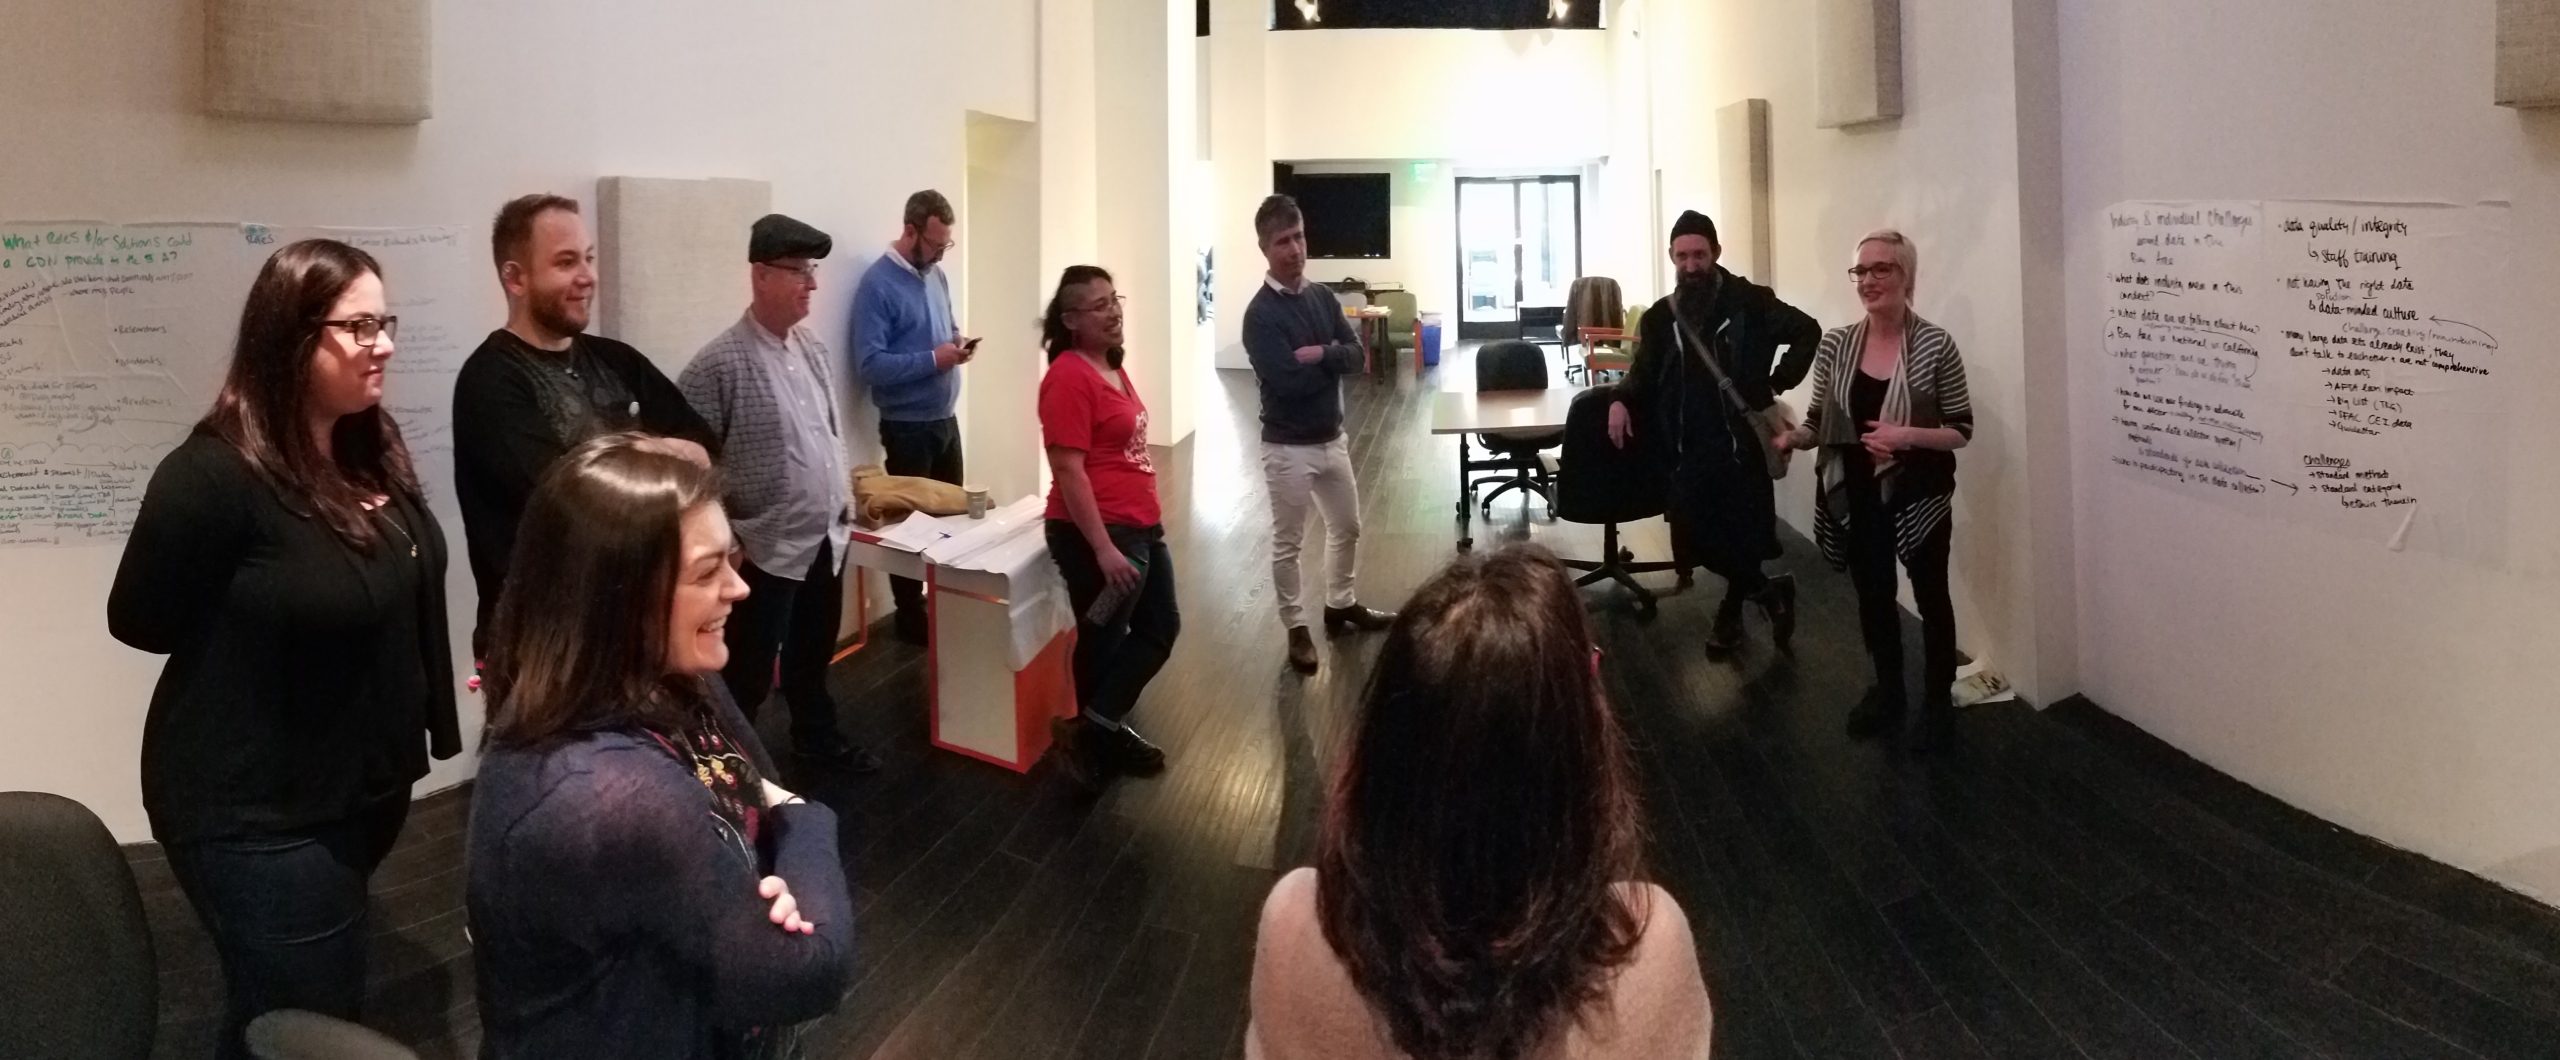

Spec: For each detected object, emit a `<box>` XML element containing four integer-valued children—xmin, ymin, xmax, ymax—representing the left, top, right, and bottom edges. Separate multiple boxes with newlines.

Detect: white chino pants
<box><xmin>1262</xmin><ymin>437</ymin><xmax>1363</xmax><ymax>630</ymax></box>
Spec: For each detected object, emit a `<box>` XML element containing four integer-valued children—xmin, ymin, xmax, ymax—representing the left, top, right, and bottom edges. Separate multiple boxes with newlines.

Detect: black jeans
<box><xmin>1669</xmin><ymin>457</ymin><xmax>1776</xmax><ymax>605</ymax></box>
<box><xmin>880</xmin><ymin>417</ymin><xmax>966</xmax><ymax>615</ymax></box>
<box><xmin>1046</xmin><ymin>521</ymin><xmax>1180</xmax><ymax>726</ymax></box>
<box><xmin>1842</xmin><ymin>454</ymin><xmax>1957</xmax><ymax>708</ymax></box>
<box><xmin>163</xmin><ymin>795</ymin><xmax>411</xmax><ymax>1060</ymax></box>
<box><xmin>720</xmin><ymin>538</ymin><xmax>849</xmax><ymax>751</ymax></box>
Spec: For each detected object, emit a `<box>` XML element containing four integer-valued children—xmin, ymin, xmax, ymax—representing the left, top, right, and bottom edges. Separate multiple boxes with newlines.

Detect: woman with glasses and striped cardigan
<box><xmin>1782</xmin><ymin>229</ymin><xmax>1973</xmax><ymax>752</ymax></box>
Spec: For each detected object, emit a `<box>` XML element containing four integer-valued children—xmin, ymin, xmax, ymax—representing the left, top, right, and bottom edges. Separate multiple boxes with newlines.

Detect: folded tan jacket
<box><xmin>851</xmin><ymin>464</ymin><xmax>970</xmax><ymax>526</ymax></box>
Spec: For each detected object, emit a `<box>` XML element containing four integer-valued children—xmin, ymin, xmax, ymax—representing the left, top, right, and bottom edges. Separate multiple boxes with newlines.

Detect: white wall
<box><xmin>1673</xmin><ymin>0</ymin><xmax>2078</xmax><ymax>712</ymax></box>
<box><xmin>0</xmin><ymin>0</ymin><xmax>1091</xmax><ymax>840</ymax></box>
<box><xmin>1263</xmin><ymin>30</ymin><xmax>1615</xmax><ymax>164</ymax></box>
<box><xmin>1205</xmin><ymin>22</ymin><xmax>1626</xmax><ymax>369</ymax></box>
<box><xmin>2062</xmin><ymin>0</ymin><xmax>2560</xmax><ymax>901</ymax></box>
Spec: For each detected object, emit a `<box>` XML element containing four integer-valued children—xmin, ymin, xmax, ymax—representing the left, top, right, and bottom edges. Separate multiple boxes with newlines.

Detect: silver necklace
<box><xmin>366</xmin><ymin>497</ymin><xmax>419</xmax><ymax>558</ymax></box>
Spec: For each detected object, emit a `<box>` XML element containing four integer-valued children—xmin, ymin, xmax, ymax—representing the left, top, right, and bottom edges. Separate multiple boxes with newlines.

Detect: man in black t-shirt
<box><xmin>453</xmin><ymin>194</ymin><xmax>717</xmax><ymax>654</ymax></box>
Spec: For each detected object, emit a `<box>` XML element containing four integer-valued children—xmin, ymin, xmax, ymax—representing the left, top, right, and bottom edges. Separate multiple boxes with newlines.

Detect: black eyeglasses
<box><xmin>1847</xmin><ymin>263</ymin><xmax>1903</xmax><ymax>280</ymax></box>
<box><xmin>322</xmin><ymin>316</ymin><xmax>399</xmax><ymax>348</ymax></box>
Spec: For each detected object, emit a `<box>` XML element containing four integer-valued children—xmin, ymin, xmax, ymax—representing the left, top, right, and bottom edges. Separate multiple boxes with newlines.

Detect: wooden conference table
<box><xmin>1429</xmin><ymin>386</ymin><xmax>1585</xmax><ymax>550</ymax></box>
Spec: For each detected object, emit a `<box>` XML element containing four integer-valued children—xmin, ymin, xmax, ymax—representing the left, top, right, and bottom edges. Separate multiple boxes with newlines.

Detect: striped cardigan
<box><xmin>1803</xmin><ymin>313</ymin><xmax>1973</xmax><ymax>569</ymax></box>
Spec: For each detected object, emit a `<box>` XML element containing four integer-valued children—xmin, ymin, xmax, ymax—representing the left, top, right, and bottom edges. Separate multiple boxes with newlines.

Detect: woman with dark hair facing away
<box><xmin>467</xmin><ymin>434</ymin><xmax>853</xmax><ymax>1060</ymax></box>
<box><xmin>108</xmin><ymin>239</ymin><xmax>461</xmax><ymax>1058</ymax></box>
<box><xmin>1780</xmin><ymin>229</ymin><xmax>1973</xmax><ymax>752</ymax></box>
<box><xmin>1039</xmin><ymin>265</ymin><xmax>1181</xmax><ymax>790</ymax></box>
<box><xmin>1249</xmin><ymin>544</ymin><xmax>1710</xmax><ymax>1060</ymax></box>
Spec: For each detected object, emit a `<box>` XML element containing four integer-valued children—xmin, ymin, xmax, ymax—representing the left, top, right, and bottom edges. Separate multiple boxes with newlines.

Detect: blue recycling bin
<box><xmin>1421</xmin><ymin>322</ymin><xmax>1443</xmax><ymax>366</ymax></box>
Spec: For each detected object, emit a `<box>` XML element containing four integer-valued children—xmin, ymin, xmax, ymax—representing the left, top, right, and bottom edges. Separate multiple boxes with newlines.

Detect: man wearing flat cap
<box><xmin>1610</xmin><ymin>210</ymin><xmax>1822</xmax><ymax>655</ymax></box>
<box><xmin>680</xmin><ymin>213</ymin><xmax>875</xmax><ymax>773</ymax></box>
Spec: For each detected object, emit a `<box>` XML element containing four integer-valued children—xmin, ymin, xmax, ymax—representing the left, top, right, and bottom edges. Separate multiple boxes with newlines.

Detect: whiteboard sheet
<box><xmin>2099</xmin><ymin>200</ymin><xmax>2511</xmax><ymax>564</ymax></box>
<box><xmin>0</xmin><ymin>222</ymin><xmax>472</xmax><ymax>546</ymax></box>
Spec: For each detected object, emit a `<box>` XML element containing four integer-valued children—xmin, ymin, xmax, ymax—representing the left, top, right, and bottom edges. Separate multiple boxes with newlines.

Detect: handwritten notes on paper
<box><xmin>2100</xmin><ymin>201</ymin><xmax>2510</xmax><ymax>562</ymax></box>
<box><xmin>0</xmin><ymin>222</ymin><xmax>473</xmax><ymax>546</ymax></box>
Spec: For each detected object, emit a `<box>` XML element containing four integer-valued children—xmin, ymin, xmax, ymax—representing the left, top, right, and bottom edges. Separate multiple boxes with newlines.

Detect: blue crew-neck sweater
<box><xmin>850</xmin><ymin>251</ymin><xmax>959</xmax><ymax>423</ymax></box>
<box><xmin>1242</xmin><ymin>281</ymin><xmax>1365</xmax><ymax>445</ymax></box>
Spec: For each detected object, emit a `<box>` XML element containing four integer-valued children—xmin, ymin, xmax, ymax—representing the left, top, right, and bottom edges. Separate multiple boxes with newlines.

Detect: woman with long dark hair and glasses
<box><xmin>107</xmin><ymin>239</ymin><xmax>461</xmax><ymax>1058</ymax></box>
<box><xmin>466</xmin><ymin>434</ymin><xmax>853</xmax><ymax>1059</ymax></box>
<box><xmin>1249</xmin><ymin>545</ymin><xmax>1711</xmax><ymax>1060</ymax></box>
<box><xmin>1038</xmin><ymin>265</ymin><xmax>1181</xmax><ymax>790</ymax></box>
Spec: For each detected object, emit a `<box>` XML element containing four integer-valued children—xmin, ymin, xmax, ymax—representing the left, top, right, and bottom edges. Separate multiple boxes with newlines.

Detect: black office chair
<box><xmin>1555</xmin><ymin>386</ymin><xmax>1679</xmax><ymax>611</ymax></box>
<box><xmin>0</xmin><ymin>792</ymin><xmax>418</xmax><ymax>1060</ymax></box>
<box><xmin>1465</xmin><ymin>340</ymin><xmax>1564</xmax><ymax>520</ymax></box>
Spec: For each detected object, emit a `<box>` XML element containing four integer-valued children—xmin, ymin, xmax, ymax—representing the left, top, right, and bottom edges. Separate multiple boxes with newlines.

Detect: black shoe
<box><xmin>1287</xmin><ymin>626</ymin><xmax>1320</xmax><ymax>673</ymax></box>
<box><xmin>1322</xmin><ymin>604</ymin><xmax>1396</xmax><ymax>636</ymax></box>
<box><xmin>1048</xmin><ymin>718</ymin><xmax>1103</xmax><ymax>792</ymax></box>
<box><xmin>1676</xmin><ymin>568</ymin><xmax>1696</xmax><ymax>589</ymax></box>
<box><xmin>1097</xmin><ymin>723</ymin><xmax>1167</xmax><ymax>777</ymax></box>
<box><xmin>1703</xmin><ymin>601</ymin><xmax>1745</xmax><ymax>654</ymax></box>
<box><xmin>794</xmin><ymin>735</ymin><xmax>882</xmax><ymax>775</ymax></box>
<box><xmin>1912</xmin><ymin>702</ymin><xmax>1957</xmax><ymax>755</ymax></box>
<box><xmin>892</xmin><ymin>607</ymin><xmax>929</xmax><ymax>646</ymax></box>
<box><xmin>1755</xmin><ymin>575</ymin><xmax>1798</xmax><ymax>652</ymax></box>
<box><xmin>1845</xmin><ymin>684</ymin><xmax>1906</xmax><ymax>741</ymax></box>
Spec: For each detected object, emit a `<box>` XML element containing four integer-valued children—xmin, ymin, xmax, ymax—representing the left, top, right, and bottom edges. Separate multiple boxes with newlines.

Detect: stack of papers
<box><xmin>872</xmin><ymin>512</ymin><xmax>955</xmax><ymax>553</ymax></box>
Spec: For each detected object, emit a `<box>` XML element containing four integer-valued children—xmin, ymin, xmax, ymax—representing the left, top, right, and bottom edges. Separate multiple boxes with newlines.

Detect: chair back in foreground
<box><xmin>0</xmin><ymin>791</ymin><xmax>157</xmax><ymax>1060</ymax></box>
<box><xmin>1556</xmin><ymin>386</ymin><xmax>1667</xmax><ymax>526</ymax></box>
<box><xmin>1475</xmin><ymin>339</ymin><xmax>1550</xmax><ymax>394</ymax></box>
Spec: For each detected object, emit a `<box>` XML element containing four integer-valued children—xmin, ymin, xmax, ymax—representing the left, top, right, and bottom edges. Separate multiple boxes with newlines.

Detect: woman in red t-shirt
<box><xmin>1039</xmin><ymin>265</ymin><xmax>1181</xmax><ymax>790</ymax></box>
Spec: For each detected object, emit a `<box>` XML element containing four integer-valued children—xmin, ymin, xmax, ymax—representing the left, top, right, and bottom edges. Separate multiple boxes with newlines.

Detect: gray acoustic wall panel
<box><xmin>1815</xmin><ymin>0</ymin><xmax>1903</xmax><ymax>128</ymax></box>
<box><xmin>2498</xmin><ymin>0</ymin><xmax>2560</xmax><ymax>107</ymax></box>
<box><xmin>1717</xmin><ymin>99</ymin><xmax>1775</xmax><ymax>283</ymax></box>
<box><xmin>205</xmin><ymin>0</ymin><xmax>432</xmax><ymax>123</ymax></box>
<box><xmin>596</xmin><ymin>177</ymin><xmax>773</xmax><ymax>378</ymax></box>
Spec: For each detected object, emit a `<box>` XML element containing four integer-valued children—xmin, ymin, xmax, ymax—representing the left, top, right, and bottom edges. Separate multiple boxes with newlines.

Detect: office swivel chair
<box><xmin>1466</xmin><ymin>340</ymin><xmax>1564</xmax><ymax>520</ymax></box>
<box><xmin>1555</xmin><ymin>386</ymin><xmax>1679</xmax><ymax>611</ymax></box>
<box><xmin>0</xmin><ymin>792</ymin><xmax>419</xmax><ymax>1060</ymax></box>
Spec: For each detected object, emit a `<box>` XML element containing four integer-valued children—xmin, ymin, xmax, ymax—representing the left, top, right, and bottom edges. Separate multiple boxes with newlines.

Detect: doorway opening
<box><xmin>1455</xmin><ymin>175</ymin><xmax>1582</xmax><ymax>341</ymax></box>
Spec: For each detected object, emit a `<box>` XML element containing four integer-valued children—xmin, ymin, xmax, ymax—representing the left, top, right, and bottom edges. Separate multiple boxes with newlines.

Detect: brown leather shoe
<box><xmin>1322</xmin><ymin>604</ymin><xmax>1396</xmax><ymax>636</ymax></box>
<box><xmin>1287</xmin><ymin>626</ymin><xmax>1320</xmax><ymax>674</ymax></box>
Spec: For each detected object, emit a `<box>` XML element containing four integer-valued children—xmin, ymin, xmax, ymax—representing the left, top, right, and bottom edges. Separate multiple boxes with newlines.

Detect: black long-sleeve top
<box><xmin>1616</xmin><ymin>267</ymin><xmax>1822</xmax><ymax>469</ymax></box>
<box><xmin>467</xmin><ymin>684</ymin><xmax>855</xmax><ymax>1060</ymax></box>
<box><xmin>106</xmin><ymin>430</ymin><xmax>461</xmax><ymax>844</ymax></box>
<box><xmin>452</xmin><ymin>330</ymin><xmax>717</xmax><ymax>650</ymax></box>
<box><xmin>1242</xmin><ymin>280</ymin><xmax>1366</xmax><ymax>445</ymax></box>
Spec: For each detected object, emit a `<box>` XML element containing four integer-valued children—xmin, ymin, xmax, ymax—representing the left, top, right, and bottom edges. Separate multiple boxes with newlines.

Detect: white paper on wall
<box><xmin>0</xmin><ymin>221</ymin><xmax>472</xmax><ymax>547</ymax></box>
<box><xmin>2099</xmin><ymin>200</ymin><xmax>2513</xmax><ymax>564</ymax></box>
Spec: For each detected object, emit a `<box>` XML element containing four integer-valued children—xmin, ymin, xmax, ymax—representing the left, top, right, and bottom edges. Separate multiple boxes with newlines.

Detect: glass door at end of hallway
<box><xmin>1456</xmin><ymin>176</ymin><xmax>1582</xmax><ymax>342</ymax></box>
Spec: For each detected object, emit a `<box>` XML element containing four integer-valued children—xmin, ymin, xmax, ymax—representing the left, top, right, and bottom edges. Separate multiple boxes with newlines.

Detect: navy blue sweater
<box><xmin>1242</xmin><ymin>281</ymin><xmax>1365</xmax><ymax>445</ymax></box>
<box><xmin>467</xmin><ymin>686</ymin><xmax>854</xmax><ymax>1060</ymax></box>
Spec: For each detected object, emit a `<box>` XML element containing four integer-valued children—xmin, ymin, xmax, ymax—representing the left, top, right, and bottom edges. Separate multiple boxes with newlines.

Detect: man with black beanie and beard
<box><xmin>1608</xmin><ymin>210</ymin><xmax>1821</xmax><ymax>655</ymax></box>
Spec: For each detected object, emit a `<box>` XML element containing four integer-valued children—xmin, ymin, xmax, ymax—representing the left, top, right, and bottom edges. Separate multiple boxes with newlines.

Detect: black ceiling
<box><xmin>1271</xmin><ymin>0</ymin><xmax>1602</xmax><ymax>31</ymax></box>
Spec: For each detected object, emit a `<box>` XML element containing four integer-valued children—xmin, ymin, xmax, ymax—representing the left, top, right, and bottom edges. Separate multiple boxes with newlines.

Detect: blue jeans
<box><xmin>163</xmin><ymin>795</ymin><xmax>410</xmax><ymax>1060</ymax></box>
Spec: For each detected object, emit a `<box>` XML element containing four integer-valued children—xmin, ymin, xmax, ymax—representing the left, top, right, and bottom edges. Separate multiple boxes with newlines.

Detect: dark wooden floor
<box><xmin>134</xmin><ymin>344</ymin><xmax>2560</xmax><ymax>1059</ymax></box>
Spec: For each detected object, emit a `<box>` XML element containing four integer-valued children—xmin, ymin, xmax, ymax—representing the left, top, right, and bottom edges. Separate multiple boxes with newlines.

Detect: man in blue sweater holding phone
<box><xmin>1243</xmin><ymin>194</ymin><xmax>1396</xmax><ymax>674</ymax></box>
<box><xmin>852</xmin><ymin>189</ymin><xmax>974</xmax><ymax>643</ymax></box>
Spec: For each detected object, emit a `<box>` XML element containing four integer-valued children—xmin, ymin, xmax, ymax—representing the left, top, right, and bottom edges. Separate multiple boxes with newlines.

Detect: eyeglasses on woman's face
<box><xmin>1076</xmin><ymin>294</ymin><xmax>1128</xmax><ymax>317</ymax></box>
<box><xmin>322</xmin><ymin>315</ymin><xmax>399</xmax><ymax>348</ymax></box>
<box><xmin>1847</xmin><ymin>262</ymin><xmax>1903</xmax><ymax>281</ymax></box>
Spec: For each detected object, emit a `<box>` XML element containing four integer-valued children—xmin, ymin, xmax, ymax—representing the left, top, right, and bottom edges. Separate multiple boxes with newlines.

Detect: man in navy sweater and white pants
<box><xmin>1243</xmin><ymin>194</ymin><xmax>1396</xmax><ymax>674</ymax></box>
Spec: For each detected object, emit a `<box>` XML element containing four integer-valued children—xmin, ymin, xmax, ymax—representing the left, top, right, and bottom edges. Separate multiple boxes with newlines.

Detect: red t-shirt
<box><xmin>1041</xmin><ymin>352</ymin><xmax>1161</xmax><ymax>528</ymax></box>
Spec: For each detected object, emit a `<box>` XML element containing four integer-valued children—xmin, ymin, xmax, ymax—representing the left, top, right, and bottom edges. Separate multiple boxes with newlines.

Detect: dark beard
<box><xmin>1673</xmin><ymin>269</ymin><xmax>1720</xmax><ymax>326</ymax></box>
<box><xmin>528</xmin><ymin>292</ymin><xmax>587</xmax><ymax>338</ymax></box>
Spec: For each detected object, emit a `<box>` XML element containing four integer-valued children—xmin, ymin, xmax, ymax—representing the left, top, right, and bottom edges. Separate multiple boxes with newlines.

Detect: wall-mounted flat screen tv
<box><xmin>1286</xmin><ymin>172</ymin><xmax>1392</xmax><ymax>260</ymax></box>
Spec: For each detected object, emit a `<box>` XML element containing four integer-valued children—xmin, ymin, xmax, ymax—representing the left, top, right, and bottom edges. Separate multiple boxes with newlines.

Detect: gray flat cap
<box><xmin>749</xmin><ymin>213</ymin><xmax>832</xmax><ymax>263</ymax></box>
